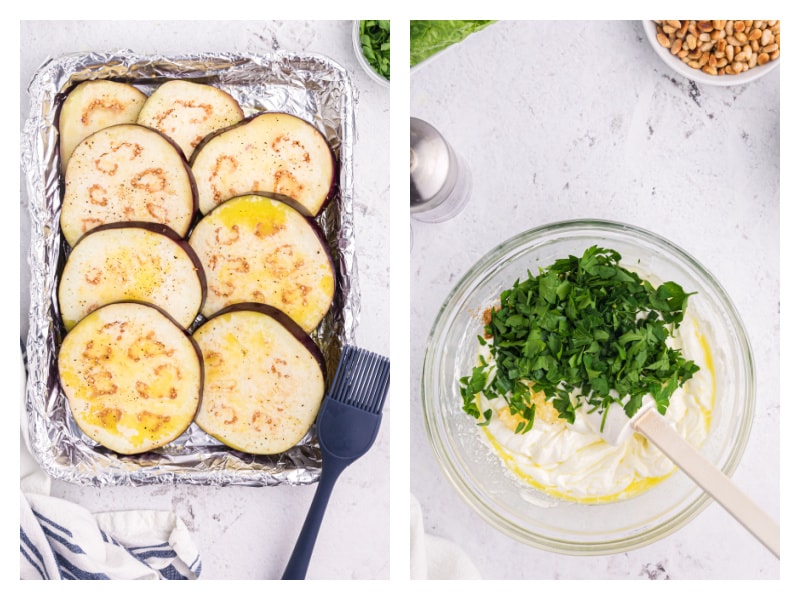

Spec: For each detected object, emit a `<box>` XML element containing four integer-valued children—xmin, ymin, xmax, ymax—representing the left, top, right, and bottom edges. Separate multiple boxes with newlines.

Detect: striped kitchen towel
<box><xmin>20</xmin><ymin>345</ymin><xmax>201</xmax><ymax>580</ymax></box>
<box><xmin>20</xmin><ymin>490</ymin><xmax>202</xmax><ymax>580</ymax></box>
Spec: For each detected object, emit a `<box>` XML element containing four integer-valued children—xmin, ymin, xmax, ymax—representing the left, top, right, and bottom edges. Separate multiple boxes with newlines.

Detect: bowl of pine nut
<box><xmin>644</xmin><ymin>20</ymin><xmax>780</xmax><ymax>86</ymax></box>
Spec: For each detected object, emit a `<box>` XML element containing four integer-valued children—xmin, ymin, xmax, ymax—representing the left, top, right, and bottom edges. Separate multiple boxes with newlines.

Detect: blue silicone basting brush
<box><xmin>281</xmin><ymin>345</ymin><xmax>390</xmax><ymax>579</ymax></box>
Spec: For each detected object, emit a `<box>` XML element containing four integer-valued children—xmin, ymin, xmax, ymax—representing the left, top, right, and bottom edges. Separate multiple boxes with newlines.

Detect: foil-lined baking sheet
<box><xmin>21</xmin><ymin>50</ymin><xmax>358</xmax><ymax>486</ymax></box>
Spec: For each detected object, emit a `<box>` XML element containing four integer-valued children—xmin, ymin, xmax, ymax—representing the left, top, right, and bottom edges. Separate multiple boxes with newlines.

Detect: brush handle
<box><xmin>635</xmin><ymin>409</ymin><xmax>780</xmax><ymax>558</ymax></box>
<box><xmin>281</xmin><ymin>460</ymin><xmax>345</xmax><ymax>580</ymax></box>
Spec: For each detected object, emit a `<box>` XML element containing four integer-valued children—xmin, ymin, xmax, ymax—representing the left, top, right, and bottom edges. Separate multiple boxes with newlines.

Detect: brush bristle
<box><xmin>327</xmin><ymin>345</ymin><xmax>390</xmax><ymax>414</ymax></box>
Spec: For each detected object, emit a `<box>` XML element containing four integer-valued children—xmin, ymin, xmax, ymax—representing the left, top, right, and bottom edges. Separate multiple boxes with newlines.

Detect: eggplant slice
<box><xmin>59</xmin><ymin>80</ymin><xmax>147</xmax><ymax>174</ymax></box>
<box><xmin>58</xmin><ymin>223</ymin><xmax>205</xmax><ymax>331</ymax></box>
<box><xmin>60</xmin><ymin>123</ymin><xmax>197</xmax><ymax>247</ymax></box>
<box><xmin>137</xmin><ymin>79</ymin><xmax>244</xmax><ymax>160</ymax></box>
<box><xmin>192</xmin><ymin>304</ymin><xmax>325</xmax><ymax>455</ymax></box>
<box><xmin>188</xmin><ymin>194</ymin><xmax>335</xmax><ymax>333</ymax></box>
<box><xmin>58</xmin><ymin>302</ymin><xmax>203</xmax><ymax>455</ymax></box>
<box><xmin>190</xmin><ymin>112</ymin><xmax>336</xmax><ymax>217</ymax></box>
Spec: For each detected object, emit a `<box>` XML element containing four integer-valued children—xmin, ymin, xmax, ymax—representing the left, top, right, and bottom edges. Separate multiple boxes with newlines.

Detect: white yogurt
<box><xmin>477</xmin><ymin>311</ymin><xmax>715</xmax><ymax>503</ymax></box>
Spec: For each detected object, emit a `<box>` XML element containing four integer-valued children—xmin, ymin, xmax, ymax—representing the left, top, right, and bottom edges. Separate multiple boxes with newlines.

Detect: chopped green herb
<box><xmin>460</xmin><ymin>246</ymin><xmax>700</xmax><ymax>432</ymax></box>
<box><xmin>359</xmin><ymin>20</ymin><xmax>390</xmax><ymax>80</ymax></box>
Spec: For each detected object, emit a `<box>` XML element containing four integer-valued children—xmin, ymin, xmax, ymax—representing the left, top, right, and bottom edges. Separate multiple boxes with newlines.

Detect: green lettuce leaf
<box><xmin>410</xmin><ymin>20</ymin><xmax>497</xmax><ymax>67</ymax></box>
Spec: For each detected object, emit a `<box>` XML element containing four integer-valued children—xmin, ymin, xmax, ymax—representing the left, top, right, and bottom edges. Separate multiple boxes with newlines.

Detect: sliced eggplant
<box><xmin>59</xmin><ymin>80</ymin><xmax>147</xmax><ymax>174</ymax></box>
<box><xmin>57</xmin><ymin>302</ymin><xmax>203</xmax><ymax>455</ymax></box>
<box><xmin>192</xmin><ymin>304</ymin><xmax>325</xmax><ymax>455</ymax></box>
<box><xmin>190</xmin><ymin>111</ymin><xmax>336</xmax><ymax>217</ymax></box>
<box><xmin>188</xmin><ymin>194</ymin><xmax>335</xmax><ymax>333</ymax></box>
<box><xmin>136</xmin><ymin>79</ymin><xmax>244</xmax><ymax>160</ymax></box>
<box><xmin>58</xmin><ymin>222</ymin><xmax>205</xmax><ymax>331</ymax></box>
<box><xmin>60</xmin><ymin>123</ymin><xmax>197</xmax><ymax>247</ymax></box>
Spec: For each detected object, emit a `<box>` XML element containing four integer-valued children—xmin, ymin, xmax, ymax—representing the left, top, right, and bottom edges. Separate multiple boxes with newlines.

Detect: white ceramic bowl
<box><xmin>642</xmin><ymin>20</ymin><xmax>780</xmax><ymax>86</ymax></box>
<box><xmin>352</xmin><ymin>20</ymin><xmax>389</xmax><ymax>88</ymax></box>
<box><xmin>421</xmin><ymin>219</ymin><xmax>756</xmax><ymax>554</ymax></box>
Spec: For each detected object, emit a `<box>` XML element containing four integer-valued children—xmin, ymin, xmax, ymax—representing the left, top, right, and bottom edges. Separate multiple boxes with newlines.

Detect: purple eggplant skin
<box><xmin>188</xmin><ymin>111</ymin><xmax>338</xmax><ymax>218</ymax></box>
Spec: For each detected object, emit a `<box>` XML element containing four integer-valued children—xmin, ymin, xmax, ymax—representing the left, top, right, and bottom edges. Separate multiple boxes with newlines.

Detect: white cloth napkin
<box><xmin>20</xmin><ymin>351</ymin><xmax>202</xmax><ymax>580</ymax></box>
<box><xmin>410</xmin><ymin>495</ymin><xmax>481</xmax><ymax>579</ymax></box>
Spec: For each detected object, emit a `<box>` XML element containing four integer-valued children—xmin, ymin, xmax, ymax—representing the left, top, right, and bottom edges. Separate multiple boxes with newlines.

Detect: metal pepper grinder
<box><xmin>410</xmin><ymin>117</ymin><xmax>471</xmax><ymax>222</ymax></box>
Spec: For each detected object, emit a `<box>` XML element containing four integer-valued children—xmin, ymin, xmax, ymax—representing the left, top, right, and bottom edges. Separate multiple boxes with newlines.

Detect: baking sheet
<box><xmin>21</xmin><ymin>50</ymin><xmax>358</xmax><ymax>486</ymax></box>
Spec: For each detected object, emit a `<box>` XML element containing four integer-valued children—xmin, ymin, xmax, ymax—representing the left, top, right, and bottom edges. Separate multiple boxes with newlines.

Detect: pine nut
<box><xmin>653</xmin><ymin>20</ymin><xmax>780</xmax><ymax>76</ymax></box>
<box><xmin>725</xmin><ymin>44</ymin><xmax>735</xmax><ymax>61</ymax></box>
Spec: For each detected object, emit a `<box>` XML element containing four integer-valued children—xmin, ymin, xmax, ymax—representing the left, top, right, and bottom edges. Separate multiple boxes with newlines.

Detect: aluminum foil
<box><xmin>21</xmin><ymin>50</ymin><xmax>358</xmax><ymax>487</ymax></box>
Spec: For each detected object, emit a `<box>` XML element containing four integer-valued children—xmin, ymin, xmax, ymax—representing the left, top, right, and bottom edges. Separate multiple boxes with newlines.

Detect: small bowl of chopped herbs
<box><xmin>421</xmin><ymin>219</ymin><xmax>756</xmax><ymax>554</ymax></box>
<box><xmin>353</xmin><ymin>20</ymin><xmax>389</xmax><ymax>88</ymax></box>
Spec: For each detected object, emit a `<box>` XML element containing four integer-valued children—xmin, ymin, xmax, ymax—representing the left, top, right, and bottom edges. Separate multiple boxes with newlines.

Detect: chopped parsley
<box><xmin>359</xmin><ymin>20</ymin><xmax>390</xmax><ymax>80</ymax></box>
<box><xmin>459</xmin><ymin>246</ymin><xmax>700</xmax><ymax>434</ymax></box>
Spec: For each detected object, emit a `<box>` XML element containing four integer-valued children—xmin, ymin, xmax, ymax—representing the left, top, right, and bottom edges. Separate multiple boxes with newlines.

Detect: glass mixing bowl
<box><xmin>421</xmin><ymin>219</ymin><xmax>755</xmax><ymax>555</ymax></box>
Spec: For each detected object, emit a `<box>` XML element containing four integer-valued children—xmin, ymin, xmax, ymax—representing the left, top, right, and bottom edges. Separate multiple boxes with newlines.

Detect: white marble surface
<box><xmin>19</xmin><ymin>20</ymin><xmax>389</xmax><ymax>580</ymax></box>
<box><xmin>410</xmin><ymin>20</ymin><xmax>780</xmax><ymax>579</ymax></box>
